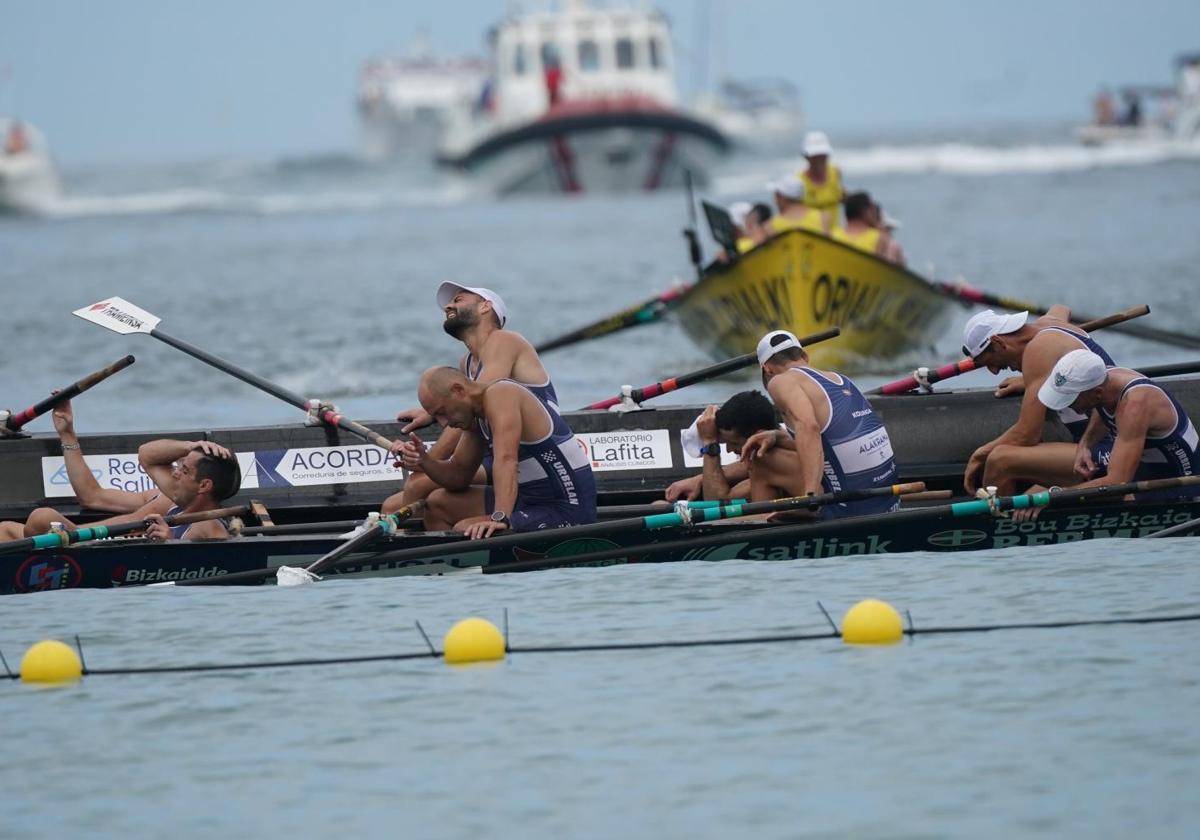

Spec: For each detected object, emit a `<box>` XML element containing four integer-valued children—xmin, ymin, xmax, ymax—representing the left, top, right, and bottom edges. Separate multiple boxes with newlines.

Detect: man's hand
<box><xmin>397</xmin><ymin>407</ymin><xmax>435</xmax><ymax>434</ymax></box>
<box><xmin>963</xmin><ymin>446</ymin><xmax>988</xmax><ymax>494</ymax></box>
<box><xmin>1011</xmin><ymin>485</ymin><xmax>1048</xmax><ymax>522</ymax></box>
<box><xmin>665</xmin><ymin>474</ymin><xmax>702</xmax><ymax>502</ymax></box>
<box><xmin>463</xmin><ymin>519</ymin><xmax>509</xmax><ymax>540</ymax></box>
<box><xmin>143</xmin><ymin>513</ymin><xmax>171</xmax><ymax>541</ymax></box>
<box><xmin>51</xmin><ymin>393</ymin><xmax>76</xmax><ymax>437</ymax></box>
<box><xmin>740</xmin><ymin>429</ymin><xmax>778</xmax><ymax>462</ymax></box>
<box><xmin>188</xmin><ymin>440</ymin><xmax>234</xmax><ymax>460</ymax></box>
<box><xmin>390</xmin><ymin>432</ymin><xmax>427</xmax><ymax>471</ymax></box>
<box><xmin>1074</xmin><ymin>445</ymin><xmax>1097</xmax><ymax>480</ymax></box>
<box><xmin>695</xmin><ymin>405</ymin><xmax>719</xmax><ymax>443</ymax></box>
<box><xmin>994</xmin><ymin>376</ymin><xmax>1026</xmax><ymax>398</ymax></box>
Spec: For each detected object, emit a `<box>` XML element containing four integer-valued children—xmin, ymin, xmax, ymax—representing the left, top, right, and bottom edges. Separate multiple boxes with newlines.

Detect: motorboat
<box><xmin>1075</xmin><ymin>53</ymin><xmax>1200</xmax><ymax>146</ymax></box>
<box><xmin>0</xmin><ymin>118</ymin><xmax>60</xmax><ymax>213</ymax></box>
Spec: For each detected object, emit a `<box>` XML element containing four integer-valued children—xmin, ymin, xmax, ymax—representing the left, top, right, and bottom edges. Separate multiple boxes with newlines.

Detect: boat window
<box><xmin>648</xmin><ymin>38</ymin><xmax>662</xmax><ymax>69</ymax></box>
<box><xmin>513</xmin><ymin>44</ymin><xmax>527</xmax><ymax>76</ymax></box>
<box><xmin>540</xmin><ymin>42</ymin><xmax>560</xmax><ymax>70</ymax></box>
<box><xmin>578</xmin><ymin>39</ymin><xmax>600</xmax><ymax>72</ymax></box>
<box><xmin>616</xmin><ymin>37</ymin><xmax>635</xmax><ymax>69</ymax></box>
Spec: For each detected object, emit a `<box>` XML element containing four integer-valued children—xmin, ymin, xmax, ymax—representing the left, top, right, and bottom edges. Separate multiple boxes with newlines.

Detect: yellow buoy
<box><xmin>841</xmin><ymin>599</ymin><xmax>904</xmax><ymax>645</ymax></box>
<box><xmin>443</xmin><ymin>617</ymin><xmax>506</xmax><ymax>665</ymax></box>
<box><xmin>19</xmin><ymin>639</ymin><xmax>84</xmax><ymax>684</ymax></box>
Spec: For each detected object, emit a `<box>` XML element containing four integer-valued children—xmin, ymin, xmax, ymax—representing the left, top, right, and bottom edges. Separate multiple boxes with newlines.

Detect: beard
<box><xmin>442</xmin><ymin>307</ymin><xmax>479</xmax><ymax>339</ymax></box>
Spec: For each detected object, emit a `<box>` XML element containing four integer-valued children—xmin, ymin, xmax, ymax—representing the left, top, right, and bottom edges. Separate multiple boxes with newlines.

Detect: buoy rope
<box><xmin>4</xmin><ymin>610</ymin><xmax>1199</xmax><ymax>681</ymax></box>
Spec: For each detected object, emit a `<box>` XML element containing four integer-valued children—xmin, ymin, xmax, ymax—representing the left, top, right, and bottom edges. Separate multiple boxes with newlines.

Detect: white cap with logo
<box><xmin>1037</xmin><ymin>349</ymin><xmax>1108</xmax><ymax>410</ymax></box>
<box><xmin>756</xmin><ymin>330</ymin><xmax>804</xmax><ymax>366</ymax></box>
<box><xmin>767</xmin><ymin>174</ymin><xmax>805</xmax><ymax>200</ymax></box>
<box><xmin>436</xmin><ymin>281</ymin><xmax>507</xmax><ymax>328</ymax></box>
<box><xmin>960</xmin><ymin>309</ymin><xmax>1028</xmax><ymax>358</ymax></box>
<box><xmin>803</xmin><ymin>130</ymin><xmax>833</xmax><ymax>157</ymax></box>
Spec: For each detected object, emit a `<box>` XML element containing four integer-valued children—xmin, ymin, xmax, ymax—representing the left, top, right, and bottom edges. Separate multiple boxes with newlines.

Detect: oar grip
<box><xmin>6</xmin><ymin>355</ymin><xmax>136</xmax><ymax>431</ymax></box>
<box><xmin>1079</xmin><ymin>304</ymin><xmax>1150</xmax><ymax>332</ymax></box>
<box><xmin>893</xmin><ymin>482</ymin><xmax>927</xmax><ymax>496</ymax></box>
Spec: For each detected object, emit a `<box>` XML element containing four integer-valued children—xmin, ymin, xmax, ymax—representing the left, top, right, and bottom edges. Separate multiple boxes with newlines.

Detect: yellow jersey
<box><xmin>770</xmin><ymin>209</ymin><xmax>825</xmax><ymax>235</ymax></box>
<box><xmin>736</xmin><ymin>237</ymin><xmax>756</xmax><ymax>254</ymax></box>
<box><xmin>799</xmin><ymin>164</ymin><xmax>844</xmax><ymax>214</ymax></box>
<box><xmin>831</xmin><ymin>226</ymin><xmax>882</xmax><ymax>255</ymax></box>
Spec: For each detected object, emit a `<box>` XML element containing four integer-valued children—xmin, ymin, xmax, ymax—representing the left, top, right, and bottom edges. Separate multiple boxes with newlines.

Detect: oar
<box><xmin>1140</xmin><ymin>360</ymin><xmax>1200</xmax><ymax>379</ymax></box>
<box><xmin>167</xmin><ymin>480</ymin><xmax>928</xmax><ymax>588</ymax></box>
<box><xmin>72</xmin><ymin>297</ymin><xmax>395</xmax><ymax>449</ymax></box>
<box><xmin>269</xmin><ymin>502</ymin><xmax>425</xmax><ymax>586</ymax></box>
<box><xmin>535</xmin><ymin>282</ymin><xmax>694</xmax><ymax>353</ymax></box>
<box><xmin>934</xmin><ymin>281</ymin><xmax>1200</xmax><ymax>350</ymax></box>
<box><xmin>484</xmin><ymin>474</ymin><xmax>1200</xmax><ymax>574</ymax></box>
<box><xmin>2</xmin><ymin>356</ymin><xmax>134</xmax><ymax>435</ymax></box>
<box><xmin>870</xmin><ymin>305</ymin><xmax>1150</xmax><ymax>395</ymax></box>
<box><xmin>584</xmin><ymin>327</ymin><xmax>841</xmax><ymax>410</ymax></box>
<box><xmin>0</xmin><ymin>505</ymin><xmax>249</xmax><ymax>554</ymax></box>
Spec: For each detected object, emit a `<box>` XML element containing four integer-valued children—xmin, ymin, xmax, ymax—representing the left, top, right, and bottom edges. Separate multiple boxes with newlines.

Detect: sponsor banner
<box><xmin>680</xmin><ymin>433</ymin><xmax>740</xmax><ymax>468</ymax></box>
<box><xmin>40</xmin><ymin>446</ymin><xmax>405</xmax><ymax>497</ymax></box>
<box><xmin>42</xmin><ymin>452</ymin><xmax>259</xmax><ymax>497</ymax></box>
<box><xmin>251</xmin><ymin>445</ymin><xmax>399</xmax><ymax>487</ymax></box>
<box><xmin>577</xmin><ymin>429</ymin><xmax>673</xmax><ymax>472</ymax></box>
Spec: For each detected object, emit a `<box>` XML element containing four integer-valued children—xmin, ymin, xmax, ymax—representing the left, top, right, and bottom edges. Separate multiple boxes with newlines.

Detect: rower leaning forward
<box><xmin>396</xmin><ymin>366</ymin><xmax>596</xmax><ymax>540</ymax></box>
<box><xmin>959</xmin><ymin>307</ymin><xmax>1118</xmax><ymax>495</ymax></box>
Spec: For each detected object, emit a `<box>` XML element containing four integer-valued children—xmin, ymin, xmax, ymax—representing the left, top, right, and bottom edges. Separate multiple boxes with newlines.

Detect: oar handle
<box><xmin>584</xmin><ymin>327</ymin><xmax>840</xmax><ymax>410</ymax></box>
<box><xmin>303</xmin><ymin>501</ymin><xmax>423</xmax><ymax>576</ymax></box>
<box><xmin>0</xmin><ymin>504</ymin><xmax>250</xmax><ymax>554</ymax></box>
<box><xmin>872</xmin><ymin>305</ymin><xmax>1151</xmax><ymax>395</ymax></box>
<box><xmin>536</xmin><ymin>283</ymin><xmax>693</xmax><ymax>353</ymax></box>
<box><xmin>4</xmin><ymin>355</ymin><xmax>135</xmax><ymax>431</ymax></box>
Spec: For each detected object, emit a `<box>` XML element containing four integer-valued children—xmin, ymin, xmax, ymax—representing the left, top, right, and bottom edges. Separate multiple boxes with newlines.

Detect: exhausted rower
<box><xmin>744</xmin><ymin>330</ymin><xmax>899</xmax><ymax>519</ymax></box>
<box><xmin>384</xmin><ymin>282</ymin><xmax>558</xmax><ymax>515</ymax></box>
<box><xmin>396</xmin><ymin>367</ymin><xmax>596</xmax><ymax>539</ymax></box>
<box><xmin>1029</xmin><ymin>350</ymin><xmax>1198</xmax><ymax>502</ymax></box>
<box><xmin>22</xmin><ymin>439</ymin><xmax>241</xmax><ymax>541</ymax></box>
<box><xmin>960</xmin><ymin>308</ymin><xmax>1117</xmax><ymax>495</ymax></box>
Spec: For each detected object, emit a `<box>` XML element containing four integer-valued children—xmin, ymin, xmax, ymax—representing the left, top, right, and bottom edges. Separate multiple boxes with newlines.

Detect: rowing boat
<box><xmin>4</xmin><ymin>377</ymin><xmax>1197</xmax><ymax>524</ymax></box>
<box><xmin>673</xmin><ymin>228</ymin><xmax>959</xmax><ymax>369</ymax></box>
<box><xmin>3</xmin><ymin>496</ymin><xmax>1196</xmax><ymax>594</ymax></box>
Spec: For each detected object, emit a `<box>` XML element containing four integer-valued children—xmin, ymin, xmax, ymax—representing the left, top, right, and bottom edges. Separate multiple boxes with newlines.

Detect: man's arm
<box><xmin>54</xmin><ymin>399</ymin><xmax>157</xmax><ymax>512</ymax></box>
<box><xmin>410</xmin><ymin>431</ymin><xmax>485</xmax><ymax>491</ymax></box>
<box><xmin>768</xmin><ymin>379</ymin><xmax>825</xmax><ymax>496</ymax></box>
<box><xmin>1074</xmin><ymin>398</ymin><xmax>1152</xmax><ymax>488</ymax></box>
<box><xmin>137</xmin><ymin>439</ymin><xmax>197</xmax><ymax>501</ymax></box>
<box><xmin>483</xmin><ymin>385</ymin><xmax>525</xmax><ymax>519</ymax></box>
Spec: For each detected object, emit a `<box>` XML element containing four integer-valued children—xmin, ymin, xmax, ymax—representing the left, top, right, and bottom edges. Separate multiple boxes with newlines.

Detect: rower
<box><xmin>22</xmin><ymin>439</ymin><xmax>241</xmax><ymax>541</ymax></box>
<box><xmin>396</xmin><ymin>367</ymin><xmax>596</xmax><ymax>539</ymax></box>
<box><xmin>747</xmin><ymin>330</ymin><xmax>899</xmax><ymax>519</ymax></box>
<box><xmin>767</xmin><ymin>175</ymin><xmax>829</xmax><ymax>236</ymax></box>
<box><xmin>831</xmin><ymin>192</ymin><xmax>902</xmax><ymax>264</ymax></box>
<box><xmin>796</xmin><ymin>130</ymin><xmax>845</xmax><ymax>228</ymax></box>
<box><xmin>384</xmin><ymin>282</ymin><xmax>557</xmax><ymax>515</ymax></box>
<box><xmin>1032</xmin><ymin>350</ymin><xmax>1198</xmax><ymax>499</ymax></box>
<box><xmin>959</xmin><ymin>308</ymin><xmax>1118</xmax><ymax>495</ymax></box>
<box><xmin>695</xmin><ymin>391</ymin><xmax>815</xmax><ymax>519</ymax></box>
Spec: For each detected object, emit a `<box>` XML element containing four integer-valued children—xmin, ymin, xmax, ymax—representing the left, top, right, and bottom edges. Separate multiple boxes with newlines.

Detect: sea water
<box><xmin>2</xmin><ymin>126</ymin><xmax>1199</xmax><ymax>837</ymax></box>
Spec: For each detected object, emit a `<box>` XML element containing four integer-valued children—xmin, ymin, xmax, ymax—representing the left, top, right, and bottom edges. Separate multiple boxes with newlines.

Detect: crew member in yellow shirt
<box><xmin>797</xmin><ymin>131</ymin><xmax>845</xmax><ymax>227</ymax></box>
<box><xmin>831</xmin><ymin>191</ymin><xmax>903</xmax><ymax>265</ymax></box>
<box><xmin>767</xmin><ymin>175</ymin><xmax>829</xmax><ymax>236</ymax></box>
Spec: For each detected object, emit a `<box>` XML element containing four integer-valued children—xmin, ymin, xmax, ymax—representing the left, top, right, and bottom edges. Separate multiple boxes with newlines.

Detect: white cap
<box><xmin>680</xmin><ymin>413</ymin><xmax>705</xmax><ymax>458</ymax></box>
<box><xmin>1038</xmin><ymin>350</ymin><xmax>1108</xmax><ymax>410</ymax></box>
<box><xmin>803</xmin><ymin>130</ymin><xmax>833</xmax><ymax>157</ymax></box>
<box><xmin>960</xmin><ymin>309</ymin><xmax>1028</xmax><ymax>358</ymax></box>
<box><xmin>756</xmin><ymin>330</ymin><xmax>803</xmax><ymax>366</ymax></box>
<box><xmin>767</xmin><ymin>174</ymin><xmax>805</xmax><ymax>200</ymax></box>
<box><xmin>436</xmin><ymin>281</ymin><xmax>507</xmax><ymax>328</ymax></box>
<box><xmin>729</xmin><ymin>201</ymin><xmax>753</xmax><ymax>230</ymax></box>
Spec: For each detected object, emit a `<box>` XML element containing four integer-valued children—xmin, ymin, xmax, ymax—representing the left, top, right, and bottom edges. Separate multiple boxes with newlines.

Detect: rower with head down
<box><xmin>22</xmin><ymin>437</ymin><xmax>241</xmax><ymax>541</ymax></box>
<box><xmin>959</xmin><ymin>306</ymin><xmax>1118</xmax><ymax>496</ymax></box>
<box><xmin>743</xmin><ymin>330</ymin><xmax>900</xmax><ymax>520</ymax></box>
<box><xmin>394</xmin><ymin>366</ymin><xmax>595</xmax><ymax>539</ymax></box>
<box><xmin>384</xmin><ymin>282</ymin><xmax>557</xmax><ymax>515</ymax></box>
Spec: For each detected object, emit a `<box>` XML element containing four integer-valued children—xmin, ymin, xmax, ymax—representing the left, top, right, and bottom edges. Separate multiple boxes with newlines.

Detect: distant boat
<box><xmin>356</xmin><ymin>36</ymin><xmax>489</xmax><ymax>163</ymax></box>
<box><xmin>692</xmin><ymin>78</ymin><xmax>805</xmax><ymax>155</ymax></box>
<box><xmin>1076</xmin><ymin>53</ymin><xmax>1200</xmax><ymax>146</ymax></box>
<box><xmin>0</xmin><ymin>118</ymin><xmax>60</xmax><ymax>213</ymax></box>
<box><xmin>435</xmin><ymin>0</ymin><xmax>730</xmax><ymax>194</ymax></box>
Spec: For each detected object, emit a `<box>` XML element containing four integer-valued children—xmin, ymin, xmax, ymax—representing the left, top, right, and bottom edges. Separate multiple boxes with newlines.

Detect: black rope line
<box><xmin>414</xmin><ymin>620</ymin><xmax>436</xmax><ymax>655</ymax></box>
<box><xmin>4</xmin><ymin>612</ymin><xmax>1198</xmax><ymax>681</ymax></box>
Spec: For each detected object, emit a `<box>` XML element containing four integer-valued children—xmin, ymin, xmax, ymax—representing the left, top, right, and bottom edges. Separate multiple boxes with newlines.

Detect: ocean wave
<box><xmin>715</xmin><ymin>139</ymin><xmax>1200</xmax><ymax>193</ymax></box>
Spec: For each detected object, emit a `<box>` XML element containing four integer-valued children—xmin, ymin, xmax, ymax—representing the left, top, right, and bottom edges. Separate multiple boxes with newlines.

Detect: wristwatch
<box><xmin>490</xmin><ymin>511</ymin><xmax>510</xmax><ymax>526</ymax></box>
<box><xmin>702</xmin><ymin>442</ymin><xmax>721</xmax><ymax>457</ymax></box>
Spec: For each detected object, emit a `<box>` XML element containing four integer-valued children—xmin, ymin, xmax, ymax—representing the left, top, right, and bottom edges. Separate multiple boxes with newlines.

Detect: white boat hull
<box><xmin>0</xmin><ymin>152</ymin><xmax>59</xmax><ymax>213</ymax></box>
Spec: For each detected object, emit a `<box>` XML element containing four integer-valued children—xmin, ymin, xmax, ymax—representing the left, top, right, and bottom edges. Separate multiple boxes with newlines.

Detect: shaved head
<box><xmin>419</xmin><ymin>366</ymin><xmax>468</xmax><ymax>397</ymax></box>
<box><xmin>417</xmin><ymin>366</ymin><xmax>478</xmax><ymax>429</ymax></box>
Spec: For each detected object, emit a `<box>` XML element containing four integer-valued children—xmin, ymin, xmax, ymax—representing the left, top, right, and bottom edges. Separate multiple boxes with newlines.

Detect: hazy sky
<box><xmin>4</xmin><ymin>0</ymin><xmax>1198</xmax><ymax>165</ymax></box>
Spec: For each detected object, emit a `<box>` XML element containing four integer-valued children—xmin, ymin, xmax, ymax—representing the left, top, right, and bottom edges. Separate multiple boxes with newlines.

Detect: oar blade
<box><xmin>73</xmin><ymin>297</ymin><xmax>161</xmax><ymax>336</ymax></box>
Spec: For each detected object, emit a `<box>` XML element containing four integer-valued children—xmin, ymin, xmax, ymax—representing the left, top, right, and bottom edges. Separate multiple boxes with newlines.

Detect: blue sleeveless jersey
<box><xmin>465</xmin><ymin>352</ymin><xmax>559</xmax><ymax>406</ymax></box>
<box><xmin>477</xmin><ymin>380</ymin><xmax>597</xmax><ymax>528</ymax></box>
<box><xmin>1096</xmin><ymin>374</ymin><xmax>1198</xmax><ymax>498</ymax></box>
<box><xmin>163</xmin><ymin>505</ymin><xmax>229</xmax><ymax>540</ymax></box>
<box><xmin>1041</xmin><ymin>326</ymin><xmax>1115</xmax><ymax>440</ymax></box>
<box><xmin>786</xmin><ymin>368</ymin><xmax>899</xmax><ymax>520</ymax></box>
